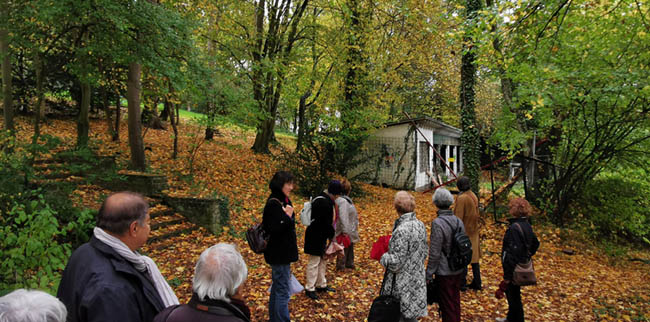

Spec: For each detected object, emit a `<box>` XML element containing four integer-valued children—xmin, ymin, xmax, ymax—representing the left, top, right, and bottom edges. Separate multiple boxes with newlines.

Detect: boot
<box><xmin>460</xmin><ymin>267</ymin><xmax>468</xmax><ymax>292</ymax></box>
<box><xmin>469</xmin><ymin>263</ymin><xmax>482</xmax><ymax>290</ymax></box>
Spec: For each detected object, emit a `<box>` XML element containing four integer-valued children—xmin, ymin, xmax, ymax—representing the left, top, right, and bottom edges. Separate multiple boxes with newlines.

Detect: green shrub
<box><xmin>280</xmin><ymin>141</ymin><xmax>332</xmax><ymax>197</ymax></box>
<box><xmin>0</xmin><ymin>134</ymin><xmax>97</xmax><ymax>293</ymax></box>
<box><xmin>0</xmin><ymin>195</ymin><xmax>70</xmax><ymax>293</ymax></box>
<box><xmin>575</xmin><ymin>168</ymin><xmax>650</xmax><ymax>246</ymax></box>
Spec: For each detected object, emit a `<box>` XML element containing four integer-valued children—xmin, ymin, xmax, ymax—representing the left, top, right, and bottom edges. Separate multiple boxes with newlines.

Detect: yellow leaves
<box><xmin>9</xmin><ymin>116</ymin><xmax>650</xmax><ymax>320</ymax></box>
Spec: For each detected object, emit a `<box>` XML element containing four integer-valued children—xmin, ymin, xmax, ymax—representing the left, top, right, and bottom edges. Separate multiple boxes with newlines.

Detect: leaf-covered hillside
<box><xmin>5</xmin><ymin>117</ymin><xmax>650</xmax><ymax>321</ymax></box>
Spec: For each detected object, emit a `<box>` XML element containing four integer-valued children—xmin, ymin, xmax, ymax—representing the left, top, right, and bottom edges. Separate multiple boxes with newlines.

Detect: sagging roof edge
<box><xmin>382</xmin><ymin>116</ymin><xmax>462</xmax><ymax>136</ymax></box>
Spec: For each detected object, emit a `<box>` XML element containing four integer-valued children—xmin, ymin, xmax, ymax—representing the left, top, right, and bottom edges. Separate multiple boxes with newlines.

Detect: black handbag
<box><xmin>245</xmin><ymin>223</ymin><xmax>268</xmax><ymax>254</ymax></box>
<box><xmin>246</xmin><ymin>198</ymin><xmax>282</xmax><ymax>254</ymax></box>
<box><xmin>368</xmin><ymin>270</ymin><xmax>401</xmax><ymax>322</ymax></box>
<box><xmin>426</xmin><ymin>278</ymin><xmax>440</xmax><ymax>305</ymax></box>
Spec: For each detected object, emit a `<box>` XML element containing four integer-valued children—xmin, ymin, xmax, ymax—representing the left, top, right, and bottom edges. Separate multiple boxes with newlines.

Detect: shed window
<box><xmin>419</xmin><ymin>142</ymin><xmax>429</xmax><ymax>173</ymax></box>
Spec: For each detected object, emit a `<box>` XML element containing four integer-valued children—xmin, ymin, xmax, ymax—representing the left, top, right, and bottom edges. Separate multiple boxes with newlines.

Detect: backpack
<box><xmin>246</xmin><ymin>223</ymin><xmax>268</xmax><ymax>254</ymax></box>
<box><xmin>442</xmin><ymin>218</ymin><xmax>473</xmax><ymax>271</ymax></box>
<box><xmin>246</xmin><ymin>198</ymin><xmax>282</xmax><ymax>254</ymax></box>
<box><xmin>300</xmin><ymin>196</ymin><xmax>326</xmax><ymax>226</ymax></box>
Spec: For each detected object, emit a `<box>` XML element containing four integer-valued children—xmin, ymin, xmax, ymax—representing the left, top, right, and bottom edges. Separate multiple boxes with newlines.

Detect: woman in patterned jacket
<box><xmin>380</xmin><ymin>191</ymin><xmax>428</xmax><ymax>322</ymax></box>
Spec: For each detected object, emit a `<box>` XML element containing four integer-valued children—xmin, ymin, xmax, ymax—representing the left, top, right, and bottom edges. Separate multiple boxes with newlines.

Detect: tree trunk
<box><xmin>170</xmin><ymin>100</ymin><xmax>178</xmax><ymax>159</ymax></box>
<box><xmin>252</xmin><ymin>117</ymin><xmax>274</xmax><ymax>154</ymax></box>
<box><xmin>205</xmin><ymin>127</ymin><xmax>215</xmax><ymax>140</ymax></box>
<box><xmin>127</xmin><ymin>62</ymin><xmax>146</xmax><ymax>171</ymax></box>
<box><xmin>102</xmin><ymin>85</ymin><xmax>115</xmax><ymax>139</ymax></box>
<box><xmin>1</xmin><ymin>28</ymin><xmax>14</xmax><ymax>133</ymax></box>
<box><xmin>77</xmin><ymin>82</ymin><xmax>91</xmax><ymax>148</ymax></box>
<box><xmin>32</xmin><ymin>52</ymin><xmax>44</xmax><ymax>144</ymax></box>
<box><xmin>459</xmin><ymin>0</ymin><xmax>482</xmax><ymax>197</ymax></box>
<box><xmin>113</xmin><ymin>91</ymin><xmax>120</xmax><ymax>141</ymax></box>
<box><xmin>296</xmin><ymin>90</ymin><xmax>309</xmax><ymax>152</ymax></box>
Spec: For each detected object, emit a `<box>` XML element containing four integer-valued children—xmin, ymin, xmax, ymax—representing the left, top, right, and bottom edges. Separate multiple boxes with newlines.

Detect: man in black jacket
<box><xmin>303</xmin><ymin>180</ymin><xmax>341</xmax><ymax>300</ymax></box>
<box><xmin>57</xmin><ymin>192</ymin><xmax>178</xmax><ymax>322</ymax></box>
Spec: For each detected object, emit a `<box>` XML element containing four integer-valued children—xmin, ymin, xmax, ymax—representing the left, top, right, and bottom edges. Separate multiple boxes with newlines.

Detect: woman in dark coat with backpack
<box><xmin>303</xmin><ymin>181</ymin><xmax>340</xmax><ymax>300</ymax></box>
<box><xmin>262</xmin><ymin>171</ymin><xmax>298</xmax><ymax>322</ymax></box>
<box><xmin>426</xmin><ymin>188</ymin><xmax>465</xmax><ymax>322</ymax></box>
<box><xmin>495</xmin><ymin>198</ymin><xmax>540</xmax><ymax>322</ymax></box>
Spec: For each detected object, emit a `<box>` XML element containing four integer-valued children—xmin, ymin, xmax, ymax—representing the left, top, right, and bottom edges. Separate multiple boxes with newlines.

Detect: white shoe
<box><xmin>495</xmin><ymin>318</ymin><xmax>507</xmax><ymax>322</ymax></box>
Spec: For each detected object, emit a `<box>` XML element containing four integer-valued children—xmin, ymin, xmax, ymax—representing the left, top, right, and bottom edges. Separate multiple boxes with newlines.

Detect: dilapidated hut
<box><xmin>352</xmin><ymin>117</ymin><xmax>463</xmax><ymax>191</ymax></box>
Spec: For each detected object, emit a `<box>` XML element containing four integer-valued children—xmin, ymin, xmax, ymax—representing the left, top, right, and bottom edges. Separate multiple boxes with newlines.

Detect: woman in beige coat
<box><xmin>454</xmin><ymin>176</ymin><xmax>481</xmax><ymax>290</ymax></box>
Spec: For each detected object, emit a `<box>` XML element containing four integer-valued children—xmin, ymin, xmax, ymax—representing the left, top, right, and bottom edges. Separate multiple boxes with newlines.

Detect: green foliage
<box><xmin>0</xmin><ymin>134</ymin><xmax>96</xmax><ymax>293</ymax></box>
<box><xmin>280</xmin><ymin>140</ymin><xmax>333</xmax><ymax>197</ymax></box>
<box><xmin>0</xmin><ymin>195</ymin><xmax>69</xmax><ymax>293</ymax></box>
<box><xmin>487</xmin><ymin>0</ymin><xmax>650</xmax><ymax>223</ymax></box>
<box><xmin>575</xmin><ymin>167</ymin><xmax>650</xmax><ymax>246</ymax></box>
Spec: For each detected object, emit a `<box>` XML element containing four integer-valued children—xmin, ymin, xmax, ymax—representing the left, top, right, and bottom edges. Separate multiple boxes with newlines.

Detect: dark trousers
<box><xmin>437</xmin><ymin>274</ymin><xmax>462</xmax><ymax>322</ymax></box>
<box><xmin>336</xmin><ymin>243</ymin><xmax>355</xmax><ymax>269</ymax></box>
<box><xmin>506</xmin><ymin>283</ymin><xmax>524</xmax><ymax>322</ymax></box>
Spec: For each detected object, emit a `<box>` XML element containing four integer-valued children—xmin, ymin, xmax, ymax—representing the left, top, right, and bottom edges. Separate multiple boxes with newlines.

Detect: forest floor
<box><xmin>6</xmin><ymin>115</ymin><xmax>650</xmax><ymax>321</ymax></box>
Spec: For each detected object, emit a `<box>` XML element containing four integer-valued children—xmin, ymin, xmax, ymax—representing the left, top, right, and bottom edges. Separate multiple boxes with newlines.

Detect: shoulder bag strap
<box><xmin>268</xmin><ymin>197</ymin><xmax>283</xmax><ymax>206</ymax></box>
<box><xmin>439</xmin><ymin>216</ymin><xmax>459</xmax><ymax>257</ymax></box>
<box><xmin>513</xmin><ymin>223</ymin><xmax>531</xmax><ymax>257</ymax></box>
<box><xmin>381</xmin><ymin>221</ymin><xmax>411</xmax><ymax>297</ymax></box>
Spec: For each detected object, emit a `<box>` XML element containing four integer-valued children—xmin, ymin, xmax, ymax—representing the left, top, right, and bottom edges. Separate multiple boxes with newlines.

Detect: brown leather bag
<box><xmin>512</xmin><ymin>223</ymin><xmax>537</xmax><ymax>286</ymax></box>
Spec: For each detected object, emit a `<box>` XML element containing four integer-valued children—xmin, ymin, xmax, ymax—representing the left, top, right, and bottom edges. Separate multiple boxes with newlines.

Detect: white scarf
<box><xmin>94</xmin><ymin>227</ymin><xmax>179</xmax><ymax>307</ymax></box>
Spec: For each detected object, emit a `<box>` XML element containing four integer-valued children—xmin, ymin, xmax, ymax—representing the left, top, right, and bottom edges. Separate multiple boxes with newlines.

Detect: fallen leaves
<box><xmin>5</xmin><ymin>116</ymin><xmax>649</xmax><ymax>321</ymax></box>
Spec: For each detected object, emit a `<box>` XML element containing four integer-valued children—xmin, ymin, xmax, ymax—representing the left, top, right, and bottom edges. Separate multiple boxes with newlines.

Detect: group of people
<box><xmin>379</xmin><ymin>176</ymin><xmax>540</xmax><ymax>322</ymax></box>
<box><xmin>261</xmin><ymin>171</ymin><xmax>360</xmax><ymax>320</ymax></box>
<box><xmin>0</xmin><ymin>171</ymin><xmax>539</xmax><ymax>322</ymax></box>
<box><xmin>1</xmin><ymin>191</ymin><xmax>252</xmax><ymax>322</ymax></box>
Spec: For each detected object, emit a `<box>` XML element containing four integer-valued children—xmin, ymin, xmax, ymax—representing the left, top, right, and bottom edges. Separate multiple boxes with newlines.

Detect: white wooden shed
<box><xmin>352</xmin><ymin>117</ymin><xmax>463</xmax><ymax>191</ymax></box>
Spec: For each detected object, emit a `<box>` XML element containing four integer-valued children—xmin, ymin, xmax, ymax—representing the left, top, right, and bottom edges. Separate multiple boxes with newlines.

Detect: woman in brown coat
<box><xmin>454</xmin><ymin>176</ymin><xmax>481</xmax><ymax>290</ymax></box>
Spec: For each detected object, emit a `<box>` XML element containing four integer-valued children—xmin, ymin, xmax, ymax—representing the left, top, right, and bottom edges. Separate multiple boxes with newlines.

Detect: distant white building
<box><xmin>352</xmin><ymin>117</ymin><xmax>463</xmax><ymax>191</ymax></box>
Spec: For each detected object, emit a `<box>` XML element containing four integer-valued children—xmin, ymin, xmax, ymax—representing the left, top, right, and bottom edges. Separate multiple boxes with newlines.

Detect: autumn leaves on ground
<box><xmin>13</xmin><ymin>117</ymin><xmax>649</xmax><ymax>321</ymax></box>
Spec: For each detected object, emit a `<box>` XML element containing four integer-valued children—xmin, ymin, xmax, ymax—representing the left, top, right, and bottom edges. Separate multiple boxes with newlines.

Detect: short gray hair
<box><xmin>0</xmin><ymin>289</ymin><xmax>67</xmax><ymax>322</ymax></box>
<box><xmin>193</xmin><ymin>243</ymin><xmax>248</xmax><ymax>302</ymax></box>
<box><xmin>433</xmin><ymin>188</ymin><xmax>454</xmax><ymax>209</ymax></box>
<box><xmin>394</xmin><ymin>191</ymin><xmax>416</xmax><ymax>214</ymax></box>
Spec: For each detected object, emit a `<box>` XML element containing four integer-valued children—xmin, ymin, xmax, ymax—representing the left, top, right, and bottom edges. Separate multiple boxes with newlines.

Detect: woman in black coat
<box><xmin>262</xmin><ymin>171</ymin><xmax>298</xmax><ymax>322</ymax></box>
<box><xmin>303</xmin><ymin>181</ymin><xmax>340</xmax><ymax>300</ymax></box>
<box><xmin>495</xmin><ymin>198</ymin><xmax>540</xmax><ymax>322</ymax></box>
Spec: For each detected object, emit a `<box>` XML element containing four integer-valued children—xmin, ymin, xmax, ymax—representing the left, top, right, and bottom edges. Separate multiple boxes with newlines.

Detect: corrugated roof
<box><xmin>384</xmin><ymin>116</ymin><xmax>462</xmax><ymax>136</ymax></box>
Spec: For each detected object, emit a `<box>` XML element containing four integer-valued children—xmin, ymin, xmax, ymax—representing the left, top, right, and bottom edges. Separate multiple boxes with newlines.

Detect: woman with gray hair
<box><xmin>0</xmin><ymin>289</ymin><xmax>67</xmax><ymax>322</ymax></box>
<box><xmin>154</xmin><ymin>243</ymin><xmax>250</xmax><ymax>322</ymax></box>
<box><xmin>378</xmin><ymin>191</ymin><xmax>428</xmax><ymax>321</ymax></box>
<box><xmin>426</xmin><ymin>188</ymin><xmax>466</xmax><ymax>322</ymax></box>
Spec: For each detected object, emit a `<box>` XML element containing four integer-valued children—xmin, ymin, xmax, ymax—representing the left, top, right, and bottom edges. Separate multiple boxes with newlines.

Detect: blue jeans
<box><xmin>269</xmin><ymin>264</ymin><xmax>291</xmax><ymax>322</ymax></box>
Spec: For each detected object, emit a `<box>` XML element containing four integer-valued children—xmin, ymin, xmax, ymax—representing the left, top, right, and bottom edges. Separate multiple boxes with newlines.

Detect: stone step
<box><xmin>151</xmin><ymin>218</ymin><xmax>185</xmax><ymax>230</ymax></box>
<box><xmin>149</xmin><ymin>205</ymin><xmax>175</xmax><ymax>219</ymax></box>
<box><xmin>148</xmin><ymin>226</ymin><xmax>201</xmax><ymax>248</ymax></box>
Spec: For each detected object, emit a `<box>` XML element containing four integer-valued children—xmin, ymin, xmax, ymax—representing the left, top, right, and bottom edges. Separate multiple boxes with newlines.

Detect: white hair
<box><xmin>433</xmin><ymin>188</ymin><xmax>454</xmax><ymax>209</ymax></box>
<box><xmin>0</xmin><ymin>289</ymin><xmax>67</xmax><ymax>322</ymax></box>
<box><xmin>193</xmin><ymin>243</ymin><xmax>248</xmax><ymax>302</ymax></box>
